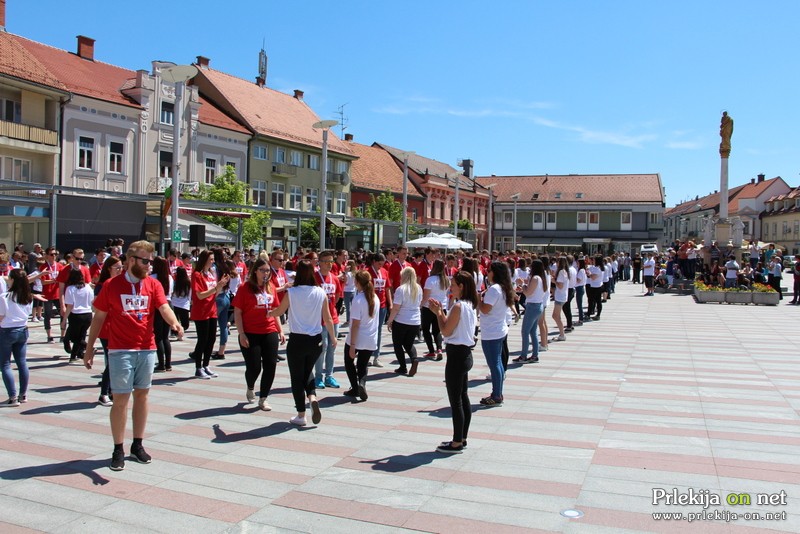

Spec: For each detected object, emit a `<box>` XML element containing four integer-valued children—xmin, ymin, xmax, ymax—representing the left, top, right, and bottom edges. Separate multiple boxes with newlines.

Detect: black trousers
<box><xmin>768</xmin><ymin>274</ymin><xmax>783</xmax><ymax>300</ymax></box>
<box><xmin>287</xmin><ymin>333</ymin><xmax>321</xmax><ymax>412</ymax></box>
<box><xmin>587</xmin><ymin>286</ymin><xmax>603</xmax><ymax>317</ymax></box>
<box><xmin>241</xmin><ymin>332</ymin><xmax>279</xmax><ymax>398</ymax></box>
<box><xmin>154</xmin><ymin>310</ymin><xmax>172</xmax><ymax>368</ymax></box>
<box><xmin>391</xmin><ymin>321</ymin><xmax>420</xmax><ymax>371</ymax></box>
<box><xmin>344</xmin><ymin>343</ymin><xmax>372</xmax><ymax>391</ymax></box>
<box><xmin>564</xmin><ymin>288</ymin><xmax>575</xmax><ymax>328</ymax></box>
<box><xmin>421</xmin><ymin>307</ymin><xmax>442</xmax><ymax>354</ymax></box>
<box><xmin>43</xmin><ymin>299</ymin><xmax>63</xmax><ymax>334</ymax></box>
<box><xmin>193</xmin><ymin>318</ymin><xmax>217</xmax><ymax>368</ymax></box>
<box><xmin>632</xmin><ymin>268</ymin><xmax>641</xmax><ymax>283</ymax></box>
<box><xmin>444</xmin><ymin>344</ymin><xmax>473</xmax><ymax>443</ymax></box>
<box><xmin>174</xmin><ymin>307</ymin><xmax>190</xmax><ymax>330</ymax></box>
<box><xmin>67</xmin><ymin>312</ymin><xmax>91</xmax><ymax>358</ymax></box>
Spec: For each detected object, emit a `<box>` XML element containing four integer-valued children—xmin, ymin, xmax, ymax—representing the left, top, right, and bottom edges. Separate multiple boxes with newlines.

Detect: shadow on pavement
<box><xmin>0</xmin><ymin>459</ymin><xmax>110</xmax><ymax>485</ymax></box>
<box><xmin>21</xmin><ymin>401</ymin><xmax>98</xmax><ymax>414</ymax></box>
<box><xmin>174</xmin><ymin>403</ymin><xmax>255</xmax><ymax>420</ymax></box>
<box><xmin>211</xmin><ymin>421</ymin><xmax>296</xmax><ymax>443</ymax></box>
<box><xmin>360</xmin><ymin>451</ymin><xmax>442</xmax><ymax>473</ymax></box>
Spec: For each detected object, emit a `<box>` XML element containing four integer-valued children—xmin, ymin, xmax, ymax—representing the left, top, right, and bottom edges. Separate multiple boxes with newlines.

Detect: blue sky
<box><xmin>9</xmin><ymin>1</ymin><xmax>799</xmax><ymax>206</ymax></box>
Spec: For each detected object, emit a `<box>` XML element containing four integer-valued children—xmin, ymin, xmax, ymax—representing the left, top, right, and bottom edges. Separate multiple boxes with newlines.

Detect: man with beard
<box><xmin>84</xmin><ymin>241</ymin><xmax>183</xmax><ymax>471</ymax></box>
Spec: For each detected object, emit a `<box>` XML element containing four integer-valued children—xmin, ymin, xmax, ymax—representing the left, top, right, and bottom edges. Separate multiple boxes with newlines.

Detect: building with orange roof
<box><xmin>761</xmin><ymin>187</ymin><xmax>800</xmax><ymax>255</ymax></box>
<box><xmin>475</xmin><ymin>173</ymin><xmax>665</xmax><ymax>254</ymax></box>
<box><xmin>191</xmin><ymin>56</ymin><xmax>357</xmax><ymax>251</ymax></box>
<box><xmin>663</xmin><ymin>174</ymin><xmax>790</xmax><ymax>246</ymax></box>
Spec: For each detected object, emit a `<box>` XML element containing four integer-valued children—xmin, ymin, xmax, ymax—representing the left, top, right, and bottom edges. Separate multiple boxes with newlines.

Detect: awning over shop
<box><xmin>176</xmin><ymin>212</ymin><xmax>236</xmax><ymax>244</ymax></box>
<box><xmin>179</xmin><ymin>207</ymin><xmax>250</xmax><ymax>219</ymax></box>
<box><xmin>583</xmin><ymin>238</ymin><xmax>612</xmax><ymax>244</ymax></box>
<box><xmin>524</xmin><ymin>239</ymin><xmax>583</xmax><ymax>247</ymax></box>
<box><xmin>327</xmin><ymin>216</ymin><xmax>350</xmax><ymax>229</ymax></box>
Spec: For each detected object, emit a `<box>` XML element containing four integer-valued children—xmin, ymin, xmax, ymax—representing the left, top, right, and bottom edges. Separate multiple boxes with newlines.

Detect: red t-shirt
<box><xmin>41</xmin><ymin>262</ymin><xmax>62</xmax><ymax>301</ymax></box>
<box><xmin>369</xmin><ymin>266</ymin><xmax>389</xmax><ymax>309</ymax></box>
<box><xmin>190</xmin><ymin>270</ymin><xmax>218</xmax><ymax>320</ymax></box>
<box><xmin>232</xmin><ymin>282</ymin><xmax>279</xmax><ymax>334</ymax></box>
<box><xmin>388</xmin><ymin>259</ymin><xmax>411</xmax><ymax>291</ymax></box>
<box><xmin>92</xmin><ymin>273</ymin><xmax>168</xmax><ymax>350</ymax></box>
<box><xmin>90</xmin><ymin>262</ymin><xmax>103</xmax><ymax>282</ymax></box>
<box><xmin>316</xmin><ymin>271</ymin><xmax>342</xmax><ymax>324</ymax></box>
<box><xmin>57</xmin><ymin>264</ymin><xmax>91</xmax><ymax>286</ymax></box>
<box><xmin>233</xmin><ymin>261</ymin><xmax>248</xmax><ymax>283</ymax></box>
<box><xmin>168</xmin><ymin>258</ymin><xmax>184</xmax><ymax>277</ymax></box>
<box><xmin>414</xmin><ymin>259</ymin><xmax>433</xmax><ymax>288</ymax></box>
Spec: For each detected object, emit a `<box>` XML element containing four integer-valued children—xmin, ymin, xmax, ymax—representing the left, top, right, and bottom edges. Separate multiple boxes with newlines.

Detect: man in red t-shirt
<box><xmin>167</xmin><ymin>248</ymin><xmax>184</xmax><ymax>277</ymax></box>
<box><xmin>313</xmin><ymin>250</ymin><xmax>343</xmax><ymax>388</ymax></box>
<box><xmin>269</xmin><ymin>250</ymin><xmax>291</xmax><ymax>305</ymax></box>
<box><xmin>58</xmin><ymin>248</ymin><xmax>92</xmax><ymax>317</ymax></box>
<box><xmin>368</xmin><ymin>252</ymin><xmax>392</xmax><ymax>367</ymax></box>
<box><xmin>388</xmin><ymin>246</ymin><xmax>412</xmax><ymax>293</ymax></box>
<box><xmin>414</xmin><ymin>247</ymin><xmax>437</xmax><ymax>288</ymax></box>
<box><xmin>40</xmin><ymin>247</ymin><xmax>64</xmax><ymax>343</ymax></box>
<box><xmin>85</xmin><ymin>240</ymin><xmax>183</xmax><ymax>472</ymax></box>
<box><xmin>90</xmin><ymin>248</ymin><xmax>108</xmax><ymax>284</ymax></box>
<box><xmin>231</xmin><ymin>250</ymin><xmax>248</xmax><ymax>284</ymax></box>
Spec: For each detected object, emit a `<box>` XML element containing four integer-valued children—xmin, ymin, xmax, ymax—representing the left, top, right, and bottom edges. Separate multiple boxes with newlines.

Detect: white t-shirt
<box><xmin>480</xmin><ymin>284</ymin><xmax>509</xmax><ymax>341</ymax></box>
<box><xmin>588</xmin><ymin>266</ymin><xmax>604</xmax><ymax>288</ymax></box>
<box><xmin>526</xmin><ymin>274</ymin><xmax>548</xmax><ymax>304</ymax></box>
<box><xmin>725</xmin><ymin>260</ymin><xmax>740</xmax><ymax>279</ymax></box>
<box><xmin>392</xmin><ymin>284</ymin><xmax>422</xmax><ymax>325</ymax></box>
<box><xmin>575</xmin><ymin>268</ymin><xmax>587</xmax><ymax>287</ymax></box>
<box><xmin>343</xmin><ymin>271</ymin><xmax>355</xmax><ymax>293</ymax></box>
<box><xmin>287</xmin><ymin>285</ymin><xmax>326</xmax><ymax>336</ymax></box>
<box><xmin>30</xmin><ymin>270</ymin><xmax>44</xmax><ymax>292</ymax></box>
<box><xmin>172</xmin><ymin>289</ymin><xmax>191</xmax><ymax>311</ymax></box>
<box><xmin>423</xmin><ymin>275</ymin><xmax>449</xmax><ymax>309</ymax></box>
<box><xmin>444</xmin><ymin>300</ymin><xmax>477</xmax><ymax>346</ymax></box>
<box><xmin>602</xmin><ymin>266</ymin><xmax>611</xmax><ymax>282</ymax></box>
<box><xmin>0</xmin><ymin>293</ymin><xmax>32</xmax><ymax>328</ymax></box>
<box><xmin>345</xmin><ymin>292</ymin><xmax>380</xmax><ymax>350</ymax></box>
<box><xmin>514</xmin><ymin>268</ymin><xmax>529</xmax><ymax>286</ymax></box>
<box><xmin>643</xmin><ymin>258</ymin><xmax>656</xmax><ymax>276</ymax></box>
<box><xmin>554</xmin><ymin>270</ymin><xmax>569</xmax><ymax>302</ymax></box>
<box><xmin>64</xmin><ymin>285</ymin><xmax>94</xmax><ymax>314</ymax></box>
<box><xmin>568</xmin><ymin>266</ymin><xmax>577</xmax><ymax>289</ymax></box>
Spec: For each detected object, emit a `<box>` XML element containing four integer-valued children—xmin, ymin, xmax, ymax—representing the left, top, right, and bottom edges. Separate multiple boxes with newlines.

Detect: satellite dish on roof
<box><xmin>340</xmin><ymin>171</ymin><xmax>350</xmax><ymax>186</ymax></box>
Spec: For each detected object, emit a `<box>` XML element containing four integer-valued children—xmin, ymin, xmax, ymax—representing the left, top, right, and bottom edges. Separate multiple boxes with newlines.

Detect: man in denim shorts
<box><xmin>85</xmin><ymin>241</ymin><xmax>183</xmax><ymax>471</ymax></box>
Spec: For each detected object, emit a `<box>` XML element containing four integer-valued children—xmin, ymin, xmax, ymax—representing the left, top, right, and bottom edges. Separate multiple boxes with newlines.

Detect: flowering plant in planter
<box><xmin>694</xmin><ymin>281</ymin><xmax>723</xmax><ymax>292</ymax></box>
<box><xmin>751</xmin><ymin>283</ymin><xmax>777</xmax><ymax>293</ymax></box>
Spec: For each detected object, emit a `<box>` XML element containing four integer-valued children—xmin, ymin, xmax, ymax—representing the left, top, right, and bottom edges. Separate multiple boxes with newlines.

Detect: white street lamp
<box><xmin>484</xmin><ymin>182</ymin><xmax>497</xmax><ymax>251</ymax></box>
<box><xmin>313</xmin><ymin>120</ymin><xmax>338</xmax><ymax>251</ymax></box>
<box><xmin>161</xmin><ymin>64</ymin><xmax>198</xmax><ymax>247</ymax></box>
<box><xmin>401</xmin><ymin>151</ymin><xmax>415</xmax><ymax>243</ymax></box>
<box><xmin>510</xmin><ymin>192</ymin><xmax>521</xmax><ymax>250</ymax></box>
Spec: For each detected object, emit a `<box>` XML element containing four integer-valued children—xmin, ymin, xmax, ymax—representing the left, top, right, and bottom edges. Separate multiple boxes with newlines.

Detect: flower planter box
<box><xmin>752</xmin><ymin>292</ymin><xmax>780</xmax><ymax>306</ymax></box>
<box><xmin>725</xmin><ymin>292</ymin><xmax>752</xmax><ymax>304</ymax></box>
<box><xmin>695</xmin><ymin>290</ymin><xmax>725</xmax><ymax>303</ymax></box>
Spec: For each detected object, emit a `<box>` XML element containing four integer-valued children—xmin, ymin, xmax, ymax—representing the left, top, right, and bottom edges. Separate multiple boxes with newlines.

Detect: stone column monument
<box><xmin>715</xmin><ymin>112</ymin><xmax>734</xmax><ymax>246</ymax></box>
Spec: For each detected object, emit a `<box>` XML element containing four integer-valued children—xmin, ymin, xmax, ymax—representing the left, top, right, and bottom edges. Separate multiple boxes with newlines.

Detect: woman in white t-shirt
<box><xmin>269</xmin><ymin>259</ymin><xmax>336</xmax><ymax>427</ymax></box>
<box><xmin>586</xmin><ymin>255</ymin><xmax>605</xmax><ymax>320</ymax></box>
<box><xmin>550</xmin><ymin>257</ymin><xmax>570</xmax><ymax>342</ymax></box>
<box><xmin>574</xmin><ymin>257</ymin><xmax>587</xmax><ymax>325</ymax></box>
<box><xmin>343</xmin><ymin>270</ymin><xmax>380</xmax><ymax>401</ymax></box>
<box><xmin>63</xmin><ymin>268</ymin><xmax>94</xmax><ymax>364</ymax></box>
<box><xmin>387</xmin><ymin>267</ymin><xmax>423</xmax><ymax>377</ymax></box>
<box><xmin>421</xmin><ymin>260</ymin><xmax>449</xmax><ymax>360</ymax></box>
<box><xmin>342</xmin><ymin>260</ymin><xmax>356</xmax><ymax>326</ymax></box>
<box><xmin>478</xmin><ymin>262</ymin><xmax>514</xmax><ymax>406</ymax></box>
<box><xmin>516</xmin><ymin>259</ymin><xmax>547</xmax><ymax>362</ymax></box>
<box><xmin>429</xmin><ymin>271</ymin><xmax>478</xmax><ymax>454</ymax></box>
<box><xmin>0</xmin><ymin>269</ymin><xmax>40</xmax><ymax>406</ymax></box>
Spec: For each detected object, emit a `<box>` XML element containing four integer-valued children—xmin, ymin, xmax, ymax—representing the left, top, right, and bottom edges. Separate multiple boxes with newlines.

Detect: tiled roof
<box><xmin>197</xmin><ymin>95</ymin><xmax>249</xmax><ymax>134</ymax></box>
<box><xmin>195</xmin><ymin>67</ymin><xmax>353</xmax><ymax>157</ymax></box>
<box><xmin>0</xmin><ymin>32</ymin><xmax>66</xmax><ymax>90</ymax></box>
<box><xmin>347</xmin><ymin>141</ymin><xmax>423</xmax><ymax>196</ymax></box>
<box><xmin>475</xmin><ymin>174</ymin><xmax>664</xmax><ymax>204</ymax></box>
<box><xmin>375</xmin><ymin>143</ymin><xmax>474</xmax><ymax>190</ymax></box>
<box><xmin>666</xmin><ymin>176</ymin><xmax>785</xmax><ymax>216</ymax></box>
<box><xmin>10</xmin><ymin>33</ymin><xmax>141</xmax><ymax>108</ymax></box>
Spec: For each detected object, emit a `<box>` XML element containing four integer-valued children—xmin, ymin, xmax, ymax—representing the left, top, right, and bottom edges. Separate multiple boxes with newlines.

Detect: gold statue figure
<box><xmin>719</xmin><ymin>111</ymin><xmax>733</xmax><ymax>156</ymax></box>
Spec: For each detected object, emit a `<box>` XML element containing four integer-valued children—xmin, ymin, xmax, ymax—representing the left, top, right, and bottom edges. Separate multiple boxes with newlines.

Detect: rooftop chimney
<box><xmin>196</xmin><ymin>56</ymin><xmax>210</xmax><ymax>69</ymax></box>
<box><xmin>344</xmin><ymin>133</ymin><xmax>353</xmax><ymax>142</ymax></box>
<box><xmin>255</xmin><ymin>76</ymin><xmax>265</xmax><ymax>88</ymax></box>
<box><xmin>751</xmin><ymin>178</ymin><xmax>755</xmax><ymax>184</ymax></box>
<box><xmin>0</xmin><ymin>0</ymin><xmax>6</xmax><ymax>31</ymax></box>
<box><xmin>757</xmin><ymin>173</ymin><xmax>765</xmax><ymax>183</ymax></box>
<box><xmin>76</xmin><ymin>35</ymin><xmax>95</xmax><ymax>61</ymax></box>
<box><xmin>293</xmin><ymin>89</ymin><xmax>304</xmax><ymax>101</ymax></box>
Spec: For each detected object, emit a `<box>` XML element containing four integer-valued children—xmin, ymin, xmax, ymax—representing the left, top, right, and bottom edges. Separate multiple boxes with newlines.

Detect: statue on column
<box><xmin>719</xmin><ymin>111</ymin><xmax>733</xmax><ymax>156</ymax></box>
<box><xmin>703</xmin><ymin>217</ymin><xmax>714</xmax><ymax>247</ymax></box>
<box><xmin>732</xmin><ymin>217</ymin><xmax>744</xmax><ymax>247</ymax></box>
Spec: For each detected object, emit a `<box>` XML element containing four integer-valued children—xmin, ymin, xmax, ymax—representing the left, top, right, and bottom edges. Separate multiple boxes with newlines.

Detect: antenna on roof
<box><xmin>258</xmin><ymin>41</ymin><xmax>268</xmax><ymax>84</ymax></box>
<box><xmin>335</xmin><ymin>103</ymin><xmax>349</xmax><ymax>138</ymax></box>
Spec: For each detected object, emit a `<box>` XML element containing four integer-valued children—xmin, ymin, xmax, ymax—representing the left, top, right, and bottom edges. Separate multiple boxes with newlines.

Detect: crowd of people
<box><xmin>0</xmin><ymin>239</ymin><xmax>688</xmax><ymax>470</ymax></box>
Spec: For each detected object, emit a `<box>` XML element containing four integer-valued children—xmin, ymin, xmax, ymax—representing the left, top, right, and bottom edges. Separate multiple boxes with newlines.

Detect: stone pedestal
<box><xmin>715</xmin><ymin>220</ymin><xmax>732</xmax><ymax>246</ymax></box>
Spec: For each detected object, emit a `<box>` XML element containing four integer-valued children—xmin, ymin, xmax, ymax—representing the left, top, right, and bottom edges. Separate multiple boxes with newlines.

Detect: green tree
<box><xmin>365</xmin><ymin>191</ymin><xmax>402</xmax><ymax>221</ymax></box>
<box><xmin>448</xmin><ymin>218</ymin><xmax>475</xmax><ymax>230</ymax></box>
<box><xmin>300</xmin><ymin>218</ymin><xmax>319</xmax><ymax>248</ymax></box>
<box><xmin>192</xmin><ymin>165</ymin><xmax>271</xmax><ymax>248</ymax></box>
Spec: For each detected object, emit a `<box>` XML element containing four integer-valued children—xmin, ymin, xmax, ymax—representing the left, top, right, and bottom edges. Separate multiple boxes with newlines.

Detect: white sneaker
<box><xmin>195</xmin><ymin>368</ymin><xmax>210</xmax><ymax>379</ymax></box>
<box><xmin>259</xmin><ymin>397</ymin><xmax>271</xmax><ymax>411</ymax></box>
<box><xmin>372</xmin><ymin>359</ymin><xmax>384</xmax><ymax>368</ymax></box>
<box><xmin>98</xmin><ymin>395</ymin><xmax>113</xmax><ymax>407</ymax></box>
<box><xmin>290</xmin><ymin>415</ymin><xmax>307</xmax><ymax>426</ymax></box>
<box><xmin>538</xmin><ymin>345</ymin><xmax>549</xmax><ymax>352</ymax></box>
<box><xmin>246</xmin><ymin>389</ymin><xmax>255</xmax><ymax>403</ymax></box>
<box><xmin>203</xmin><ymin>367</ymin><xmax>218</xmax><ymax>378</ymax></box>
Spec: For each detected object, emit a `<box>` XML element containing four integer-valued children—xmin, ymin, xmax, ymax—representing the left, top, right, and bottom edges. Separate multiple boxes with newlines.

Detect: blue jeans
<box><xmin>315</xmin><ymin>323</ymin><xmax>339</xmax><ymax>378</ymax></box>
<box><xmin>481</xmin><ymin>337</ymin><xmax>504</xmax><ymax>400</ymax></box>
<box><xmin>372</xmin><ymin>307</ymin><xmax>388</xmax><ymax>358</ymax></box>
<box><xmin>520</xmin><ymin>301</ymin><xmax>543</xmax><ymax>359</ymax></box>
<box><xmin>343</xmin><ymin>291</ymin><xmax>354</xmax><ymax>323</ymax></box>
<box><xmin>215</xmin><ymin>292</ymin><xmax>231</xmax><ymax>347</ymax></box>
<box><xmin>0</xmin><ymin>327</ymin><xmax>29</xmax><ymax>399</ymax></box>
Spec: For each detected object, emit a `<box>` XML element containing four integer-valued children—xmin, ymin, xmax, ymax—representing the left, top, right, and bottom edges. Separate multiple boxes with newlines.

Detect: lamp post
<box><xmin>484</xmin><ymin>183</ymin><xmax>497</xmax><ymax>251</ymax></box>
<box><xmin>312</xmin><ymin>120</ymin><xmax>338</xmax><ymax>251</ymax></box>
<box><xmin>161</xmin><ymin>65</ymin><xmax>198</xmax><ymax>247</ymax></box>
<box><xmin>401</xmin><ymin>151</ymin><xmax>414</xmax><ymax>244</ymax></box>
<box><xmin>510</xmin><ymin>192</ymin><xmax>521</xmax><ymax>250</ymax></box>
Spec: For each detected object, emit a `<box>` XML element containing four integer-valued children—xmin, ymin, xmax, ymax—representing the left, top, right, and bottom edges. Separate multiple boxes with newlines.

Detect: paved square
<box><xmin>0</xmin><ymin>281</ymin><xmax>798</xmax><ymax>532</ymax></box>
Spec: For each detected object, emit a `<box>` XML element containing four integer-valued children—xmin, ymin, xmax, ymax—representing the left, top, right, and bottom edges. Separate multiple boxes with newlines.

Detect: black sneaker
<box><xmin>358</xmin><ymin>379</ymin><xmax>368</xmax><ymax>401</ymax></box>
<box><xmin>441</xmin><ymin>439</ymin><xmax>467</xmax><ymax>449</ymax></box>
<box><xmin>436</xmin><ymin>442</ymin><xmax>464</xmax><ymax>454</ymax></box>
<box><xmin>110</xmin><ymin>449</ymin><xmax>125</xmax><ymax>471</ymax></box>
<box><xmin>130</xmin><ymin>444</ymin><xmax>152</xmax><ymax>464</ymax></box>
<box><xmin>310</xmin><ymin>400</ymin><xmax>322</xmax><ymax>424</ymax></box>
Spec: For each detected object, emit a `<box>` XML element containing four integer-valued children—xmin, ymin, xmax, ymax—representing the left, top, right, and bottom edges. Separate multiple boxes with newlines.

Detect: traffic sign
<box><xmin>172</xmin><ymin>230</ymin><xmax>182</xmax><ymax>242</ymax></box>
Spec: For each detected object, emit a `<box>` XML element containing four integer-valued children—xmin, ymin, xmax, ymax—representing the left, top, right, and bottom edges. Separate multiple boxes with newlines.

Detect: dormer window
<box><xmin>575</xmin><ymin>193</ymin><xmax>583</xmax><ymax>199</ymax></box>
<box><xmin>554</xmin><ymin>192</ymin><xmax>561</xmax><ymax>199</ymax></box>
<box><xmin>531</xmin><ymin>193</ymin><xmax>539</xmax><ymax>200</ymax></box>
<box><xmin>795</xmin><ymin>198</ymin><xmax>800</xmax><ymax>208</ymax></box>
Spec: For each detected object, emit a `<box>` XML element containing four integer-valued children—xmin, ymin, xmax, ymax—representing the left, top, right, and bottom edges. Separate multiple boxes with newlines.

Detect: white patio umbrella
<box><xmin>405</xmin><ymin>232</ymin><xmax>473</xmax><ymax>249</ymax></box>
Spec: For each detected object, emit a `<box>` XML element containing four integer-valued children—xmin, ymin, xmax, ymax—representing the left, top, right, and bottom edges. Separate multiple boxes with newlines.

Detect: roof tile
<box><xmin>348</xmin><ymin>141</ymin><xmax>422</xmax><ymax>196</ymax></box>
<box><xmin>475</xmin><ymin>174</ymin><xmax>664</xmax><ymax>203</ymax></box>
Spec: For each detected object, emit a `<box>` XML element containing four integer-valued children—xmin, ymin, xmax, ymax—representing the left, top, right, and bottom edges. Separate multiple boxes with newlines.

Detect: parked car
<box><xmin>640</xmin><ymin>243</ymin><xmax>659</xmax><ymax>255</ymax></box>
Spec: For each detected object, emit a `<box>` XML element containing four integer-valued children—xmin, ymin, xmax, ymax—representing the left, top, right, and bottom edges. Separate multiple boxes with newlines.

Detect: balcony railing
<box><xmin>271</xmin><ymin>163</ymin><xmax>297</xmax><ymax>177</ymax></box>
<box><xmin>0</xmin><ymin>119</ymin><xmax>58</xmax><ymax>146</ymax></box>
